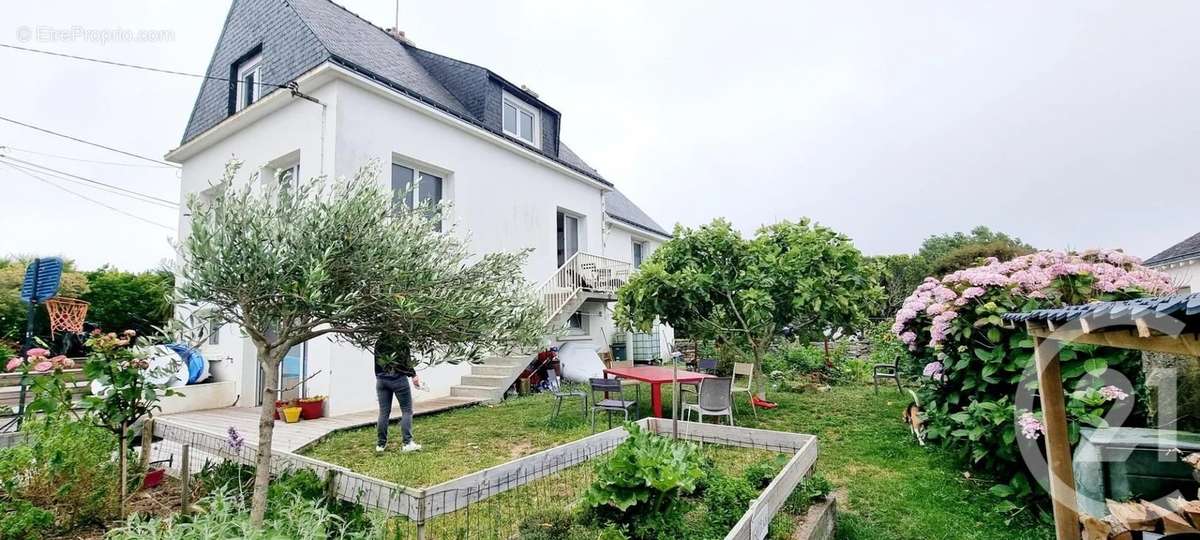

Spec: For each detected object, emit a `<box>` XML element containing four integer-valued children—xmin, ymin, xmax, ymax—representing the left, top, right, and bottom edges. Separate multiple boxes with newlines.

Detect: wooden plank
<box><xmin>1027</xmin><ymin>324</ymin><xmax>1200</xmax><ymax>357</ymax></box>
<box><xmin>646</xmin><ymin>418</ymin><xmax>814</xmax><ymax>452</ymax></box>
<box><xmin>725</xmin><ymin>435</ymin><xmax>819</xmax><ymax>540</ymax></box>
<box><xmin>1033</xmin><ymin>335</ymin><xmax>1081</xmax><ymax>540</ymax></box>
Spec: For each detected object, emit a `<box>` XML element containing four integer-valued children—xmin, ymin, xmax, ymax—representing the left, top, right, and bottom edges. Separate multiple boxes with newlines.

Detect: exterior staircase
<box><xmin>447</xmin><ymin>252</ymin><xmax>632</xmax><ymax>403</ymax></box>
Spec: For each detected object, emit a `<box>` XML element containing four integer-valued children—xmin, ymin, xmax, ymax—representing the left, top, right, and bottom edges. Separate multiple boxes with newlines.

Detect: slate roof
<box><xmin>605</xmin><ymin>189</ymin><xmax>670</xmax><ymax>238</ymax></box>
<box><xmin>179</xmin><ymin>0</ymin><xmax>670</xmax><ymax>238</ymax></box>
<box><xmin>1003</xmin><ymin>293</ymin><xmax>1200</xmax><ymax>329</ymax></box>
<box><xmin>1145</xmin><ymin>232</ymin><xmax>1200</xmax><ymax>266</ymax></box>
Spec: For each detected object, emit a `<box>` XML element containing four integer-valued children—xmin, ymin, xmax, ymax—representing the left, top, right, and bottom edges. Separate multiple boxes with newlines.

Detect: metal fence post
<box><xmin>180</xmin><ymin>444</ymin><xmax>191</xmax><ymax>516</ymax></box>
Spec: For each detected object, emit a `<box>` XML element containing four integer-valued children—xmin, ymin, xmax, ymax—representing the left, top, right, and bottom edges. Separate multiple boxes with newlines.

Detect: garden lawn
<box><xmin>303</xmin><ymin>384</ymin><xmax>1052</xmax><ymax>540</ymax></box>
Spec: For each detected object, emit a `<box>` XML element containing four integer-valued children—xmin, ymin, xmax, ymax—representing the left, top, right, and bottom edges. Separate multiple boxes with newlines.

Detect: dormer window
<box><xmin>502</xmin><ymin>92</ymin><xmax>539</xmax><ymax>147</ymax></box>
<box><xmin>235</xmin><ymin>53</ymin><xmax>262</xmax><ymax>111</ymax></box>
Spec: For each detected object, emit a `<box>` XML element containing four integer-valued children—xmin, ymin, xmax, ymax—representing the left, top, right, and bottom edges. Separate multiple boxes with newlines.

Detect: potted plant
<box><xmin>297</xmin><ymin>395</ymin><xmax>326</xmax><ymax>420</ymax></box>
<box><xmin>279</xmin><ymin>400</ymin><xmax>302</xmax><ymax>424</ymax></box>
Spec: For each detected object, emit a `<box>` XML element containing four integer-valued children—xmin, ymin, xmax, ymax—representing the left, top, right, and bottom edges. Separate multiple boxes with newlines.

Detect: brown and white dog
<box><xmin>903</xmin><ymin>390</ymin><xmax>926</xmax><ymax>446</ymax></box>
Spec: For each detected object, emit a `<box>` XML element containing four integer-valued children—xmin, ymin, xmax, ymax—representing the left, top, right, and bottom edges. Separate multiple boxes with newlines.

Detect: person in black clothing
<box><xmin>374</xmin><ymin>335</ymin><xmax>422</xmax><ymax>453</ymax></box>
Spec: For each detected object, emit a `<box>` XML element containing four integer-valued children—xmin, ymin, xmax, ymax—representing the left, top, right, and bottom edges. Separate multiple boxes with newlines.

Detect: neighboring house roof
<box><xmin>1145</xmin><ymin>231</ymin><xmax>1200</xmax><ymax>266</ymax></box>
<box><xmin>606</xmin><ymin>189</ymin><xmax>670</xmax><ymax>238</ymax></box>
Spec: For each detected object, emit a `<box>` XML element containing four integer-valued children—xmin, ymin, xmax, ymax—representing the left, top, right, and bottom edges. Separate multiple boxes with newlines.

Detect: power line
<box><xmin>0</xmin><ymin>145</ymin><xmax>176</xmax><ymax>169</ymax></box>
<box><xmin>0</xmin><ymin>156</ymin><xmax>177</xmax><ymax>209</ymax></box>
<box><xmin>0</xmin><ymin>115</ymin><xmax>178</xmax><ymax>168</ymax></box>
<box><xmin>0</xmin><ymin>42</ymin><xmax>290</xmax><ymax>90</ymax></box>
<box><xmin>1</xmin><ymin>162</ymin><xmax>175</xmax><ymax>232</ymax></box>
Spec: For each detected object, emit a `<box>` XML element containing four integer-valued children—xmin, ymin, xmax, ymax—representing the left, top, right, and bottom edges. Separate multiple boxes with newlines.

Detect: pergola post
<box><xmin>1033</xmin><ymin>335</ymin><xmax>1080</xmax><ymax>540</ymax></box>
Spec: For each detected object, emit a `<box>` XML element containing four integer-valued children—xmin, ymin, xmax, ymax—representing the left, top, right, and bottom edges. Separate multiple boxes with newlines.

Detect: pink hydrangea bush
<box><xmin>891</xmin><ymin>249</ymin><xmax>1170</xmax><ymax>502</ymax></box>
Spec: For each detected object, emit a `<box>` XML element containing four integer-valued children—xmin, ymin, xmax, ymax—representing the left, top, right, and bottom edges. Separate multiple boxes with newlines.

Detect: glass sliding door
<box><xmin>556</xmin><ymin>211</ymin><xmax>579</xmax><ymax>267</ymax></box>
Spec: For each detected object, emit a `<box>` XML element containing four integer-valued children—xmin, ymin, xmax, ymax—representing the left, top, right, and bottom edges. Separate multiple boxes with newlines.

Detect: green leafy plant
<box><xmin>701</xmin><ymin>471</ymin><xmax>758</xmax><ymax>534</ymax></box>
<box><xmin>614</xmin><ymin>219</ymin><xmax>882</xmax><ymax>397</ymax></box>
<box><xmin>893</xmin><ymin>249</ymin><xmax>1169</xmax><ymax>507</ymax></box>
<box><xmin>0</xmin><ymin>415</ymin><xmax>119</xmax><ymax>533</ymax></box>
<box><xmin>0</xmin><ymin>499</ymin><xmax>54</xmax><ymax>540</ymax></box>
<box><xmin>583</xmin><ymin>423</ymin><xmax>704</xmax><ymax>539</ymax></box>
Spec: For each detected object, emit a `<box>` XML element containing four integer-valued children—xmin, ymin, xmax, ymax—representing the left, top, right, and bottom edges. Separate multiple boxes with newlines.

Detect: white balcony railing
<box><xmin>535</xmin><ymin>252</ymin><xmax>632</xmax><ymax>325</ymax></box>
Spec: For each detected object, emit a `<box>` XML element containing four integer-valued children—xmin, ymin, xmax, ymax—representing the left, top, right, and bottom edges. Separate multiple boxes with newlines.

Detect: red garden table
<box><xmin>603</xmin><ymin>365</ymin><xmax>709</xmax><ymax>418</ymax></box>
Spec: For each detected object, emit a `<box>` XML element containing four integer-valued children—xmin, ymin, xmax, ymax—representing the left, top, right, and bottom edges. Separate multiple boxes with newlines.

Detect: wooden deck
<box><xmin>158</xmin><ymin>396</ymin><xmax>481</xmax><ymax>452</ymax></box>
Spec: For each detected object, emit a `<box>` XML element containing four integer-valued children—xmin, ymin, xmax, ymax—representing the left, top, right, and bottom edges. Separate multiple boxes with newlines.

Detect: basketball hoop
<box><xmin>45</xmin><ymin>297</ymin><xmax>89</xmax><ymax>337</ymax></box>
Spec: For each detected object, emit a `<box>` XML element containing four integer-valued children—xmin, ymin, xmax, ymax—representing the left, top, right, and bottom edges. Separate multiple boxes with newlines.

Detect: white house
<box><xmin>1146</xmin><ymin>232</ymin><xmax>1200</xmax><ymax>294</ymax></box>
<box><xmin>166</xmin><ymin>0</ymin><xmax>671</xmax><ymax>416</ymax></box>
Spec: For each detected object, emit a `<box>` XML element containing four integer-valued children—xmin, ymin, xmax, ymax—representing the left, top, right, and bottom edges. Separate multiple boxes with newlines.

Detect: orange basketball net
<box><xmin>45</xmin><ymin>297</ymin><xmax>89</xmax><ymax>337</ymax></box>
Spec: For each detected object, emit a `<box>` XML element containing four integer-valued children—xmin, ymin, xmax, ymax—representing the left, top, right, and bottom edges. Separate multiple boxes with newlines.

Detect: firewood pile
<box><xmin>1081</xmin><ymin>498</ymin><xmax>1200</xmax><ymax>539</ymax></box>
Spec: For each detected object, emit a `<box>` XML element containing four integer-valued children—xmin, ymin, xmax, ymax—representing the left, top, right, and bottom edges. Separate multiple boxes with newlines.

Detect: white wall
<box><xmin>332</xmin><ymin>79</ymin><xmax>607</xmax><ymax>284</ymax></box>
<box><xmin>1156</xmin><ymin>260</ymin><xmax>1200</xmax><ymax>293</ymax></box>
<box><xmin>174</xmin><ymin>69</ymin><xmax>643</xmax><ymax>415</ymax></box>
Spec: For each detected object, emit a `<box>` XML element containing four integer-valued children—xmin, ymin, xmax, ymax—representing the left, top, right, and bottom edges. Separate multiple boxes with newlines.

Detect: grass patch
<box><xmin>303</xmin><ymin>384</ymin><xmax>1051</xmax><ymax>539</ymax></box>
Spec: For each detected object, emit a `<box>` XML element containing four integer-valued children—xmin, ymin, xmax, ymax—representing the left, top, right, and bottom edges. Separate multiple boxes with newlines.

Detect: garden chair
<box><xmin>682</xmin><ymin>376</ymin><xmax>734</xmax><ymax>426</ymax></box>
<box><xmin>588</xmin><ymin>378</ymin><xmax>637</xmax><ymax>432</ymax></box>
<box><xmin>608</xmin><ymin>358</ymin><xmax>641</xmax><ymax>406</ymax></box>
<box><xmin>678</xmin><ymin>358</ymin><xmax>719</xmax><ymax>405</ymax></box>
<box><xmin>873</xmin><ymin>354</ymin><xmax>903</xmax><ymax>394</ymax></box>
<box><xmin>731</xmin><ymin>362</ymin><xmax>756</xmax><ymax>419</ymax></box>
<box><xmin>549</xmin><ymin>368</ymin><xmax>588</xmax><ymax>421</ymax></box>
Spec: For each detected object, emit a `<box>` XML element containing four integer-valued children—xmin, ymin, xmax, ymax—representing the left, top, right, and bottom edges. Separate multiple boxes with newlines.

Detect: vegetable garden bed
<box><xmin>150</xmin><ymin>417</ymin><xmax>819</xmax><ymax>539</ymax></box>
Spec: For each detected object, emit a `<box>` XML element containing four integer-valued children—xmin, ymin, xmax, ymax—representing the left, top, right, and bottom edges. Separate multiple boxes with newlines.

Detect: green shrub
<box><xmin>742</xmin><ymin>455</ymin><xmax>787</xmax><ymax>490</ymax></box>
<box><xmin>0</xmin><ymin>415</ymin><xmax>119</xmax><ymax>532</ymax></box>
<box><xmin>0</xmin><ymin>499</ymin><xmax>54</xmax><ymax>540</ymax></box>
<box><xmin>196</xmin><ymin>459</ymin><xmax>255</xmax><ymax>502</ymax></box>
<box><xmin>892</xmin><ymin>250</ymin><xmax>1169</xmax><ymax>507</ymax></box>
<box><xmin>517</xmin><ymin>507</ymin><xmax>576</xmax><ymax>540</ymax></box>
<box><xmin>583</xmin><ymin>423</ymin><xmax>704</xmax><ymax>540</ymax></box>
<box><xmin>701</xmin><ymin>471</ymin><xmax>758</xmax><ymax>533</ymax></box>
<box><xmin>783</xmin><ymin>474</ymin><xmax>833</xmax><ymax>514</ymax></box>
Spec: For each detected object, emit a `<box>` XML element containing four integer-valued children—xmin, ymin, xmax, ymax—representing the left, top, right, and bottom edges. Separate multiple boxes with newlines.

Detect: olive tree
<box><xmin>177</xmin><ymin>161</ymin><xmax>543</xmax><ymax>525</ymax></box>
<box><xmin>614</xmin><ymin>218</ymin><xmax>881</xmax><ymax>395</ymax></box>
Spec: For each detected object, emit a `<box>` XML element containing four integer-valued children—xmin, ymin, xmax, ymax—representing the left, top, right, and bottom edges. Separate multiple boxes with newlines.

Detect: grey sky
<box><xmin>2</xmin><ymin>1</ymin><xmax>1197</xmax><ymax>271</ymax></box>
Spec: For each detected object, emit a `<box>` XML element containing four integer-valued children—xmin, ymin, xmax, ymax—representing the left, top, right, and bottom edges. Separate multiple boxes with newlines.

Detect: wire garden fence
<box><xmin>146</xmin><ymin>416</ymin><xmax>818</xmax><ymax>539</ymax></box>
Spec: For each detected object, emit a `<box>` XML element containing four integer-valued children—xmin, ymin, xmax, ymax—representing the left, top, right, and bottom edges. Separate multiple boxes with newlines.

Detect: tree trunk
<box><xmin>750</xmin><ymin>347</ymin><xmax>767</xmax><ymax>400</ymax></box>
<box><xmin>249</xmin><ymin>351</ymin><xmax>281</xmax><ymax>527</ymax></box>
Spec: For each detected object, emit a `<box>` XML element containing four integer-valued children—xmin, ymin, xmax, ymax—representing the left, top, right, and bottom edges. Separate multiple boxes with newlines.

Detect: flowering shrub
<box><xmin>891</xmin><ymin>249</ymin><xmax>1172</xmax><ymax>506</ymax></box>
<box><xmin>5</xmin><ymin>346</ymin><xmax>79</xmax><ymax>419</ymax></box>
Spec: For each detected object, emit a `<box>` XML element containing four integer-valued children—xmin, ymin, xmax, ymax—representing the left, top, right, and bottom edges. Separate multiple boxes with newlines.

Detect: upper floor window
<box><xmin>632</xmin><ymin>240</ymin><xmax>646</xmax><ymax>269</ymax></box>
<box><xmin>392</xmin><ymin>162</ymin><xmax>444</xmax><ymax>231</ymax></box>
<box><xmin>235</xmin><ymin>53</ymin><xmax>263</xmax><ymax>111</ymax></box>
<box><xmin>502</xmin><ymin>92</ymin><xmax>539</xmax><ymax>147</ymax></box>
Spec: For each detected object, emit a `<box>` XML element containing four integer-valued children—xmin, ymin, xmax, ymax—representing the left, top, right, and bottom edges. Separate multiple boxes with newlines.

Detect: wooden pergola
<box><xmin>1004</xmin><ymin>293</ymin><xmax>1200</xmax><ymax>540</ymax></box>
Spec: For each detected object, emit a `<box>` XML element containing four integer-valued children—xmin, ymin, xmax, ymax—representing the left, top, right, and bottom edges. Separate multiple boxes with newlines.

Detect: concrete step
<box><xmin>479</xmin><ymin>355</ymin><xmax>529</xmax><ymax>367</ymax></box>
<box><xmin>450</xmin><ymin>385</ymin><xmax>504</xmax><ymax>401</ymax></box>
<box><xmin>459</xmin><ymin>374</ymin><xmax>509</xmax><ymax>387</ymax></box>
<box><xmin>471</xmin><ymin>364</ymin><xmax>518</xmax><ymax>377</ymax></box>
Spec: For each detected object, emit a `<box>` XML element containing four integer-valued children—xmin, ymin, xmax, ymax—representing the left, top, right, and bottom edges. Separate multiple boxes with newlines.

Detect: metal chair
<box><xmin>550</xmin><ymin>368</ymin><xmax>588</xmax><ymax>420</ymax></box>
<box><xmin>682</xmin><ymin>376</ymin><xmax>734</xmax><ymax>426</ymax></box>
<box><xmin>731</xmin><ymin>362</ymin><xmax>756</xmax><ymax>419</ymax></box>
<box><xmin>589</xmin><ymin>378</ymin><xmax>637</xmax><ymax>432</ymax></box>
<box><xmin>608</xmin><ymin>358</ymin><xmax>641</xmax><ymax>406</ymax></box>
<box><xmin>873</xmin><ymin>354</ymin><xmax>903</xmax><ymax>394</ymax></box>
<box><xmin>679</xmin><ymin>358</ymin><xmax>719</xmax><ymax>404</ymax></box>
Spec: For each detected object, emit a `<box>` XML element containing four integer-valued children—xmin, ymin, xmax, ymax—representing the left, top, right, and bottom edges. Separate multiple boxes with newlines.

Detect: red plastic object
<box><xmin>297</xmin><ymin>399</ymin><xmax>324</xmax><ymax>420</ymax></box>
<box><xmin>142</xmin><ymin>468</ymin><xmax>165</xmax><ymax>489</ymax></box>
<box><xmin>751</xmin><ymin>396</ymin><xmax>778</xmax><ymax>409</ymax></box>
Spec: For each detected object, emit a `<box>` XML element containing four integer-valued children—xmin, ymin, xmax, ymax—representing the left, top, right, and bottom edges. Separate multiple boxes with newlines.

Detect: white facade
<box><xmin>169</xmin><ymin>64</ymin><xmax>666</xmax><ymax>416</ymax></box>
<box><xmin>1151</xmin><ymin>259</ymin><xmax>1200</xmax><ymax>294</ymax></box>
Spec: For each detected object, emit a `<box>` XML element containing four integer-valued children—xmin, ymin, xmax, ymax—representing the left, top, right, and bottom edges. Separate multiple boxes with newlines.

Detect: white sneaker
<box><xmin>401</xmin><ymin>441</ymin><xmax>422</xmax><ymax>452</ymax></box>
<box><xmin>375</xmin><ymin>445</ymin><xmax>386</xmax><ymax>453</ymax></box>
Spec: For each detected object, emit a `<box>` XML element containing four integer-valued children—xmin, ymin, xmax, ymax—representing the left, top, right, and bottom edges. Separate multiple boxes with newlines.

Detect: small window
<box><xmin>501</xmin><ymin>93</ymin><xmax>539</xmax><ymax>147</ymax></box>
<box><xmin>566</xmin><ymin>311</ymin><xmax>587</xmax><ymax>335</ymax></box>
<box><xmin>392</xmin><ymin>162</ymin><xmax>444</xmax><ymax>231</ymax></box>
<box><xmin>235</xmin><ymin>53</ymin><xmax>262</xmax><ymax>111</ymax></box>
<box><xmin>278</xmin><ymin>163</ymin><xmax>299</xmax><ymax>192</ymax></box>
<box><xmin>632</xmin><ymin>240</ymin><xmax>646</xmax><ymax>268</ymax></box>
<box><xmin>208</xmin><ymin>319</ymin><xmax>222</xmax><ymax>346</ymax></box>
